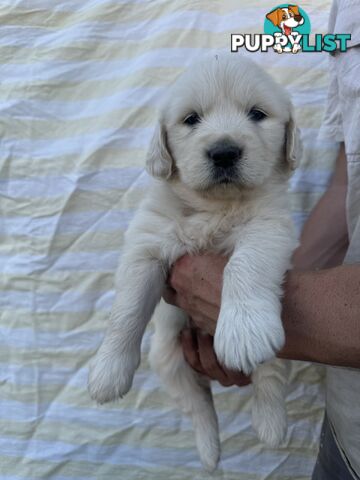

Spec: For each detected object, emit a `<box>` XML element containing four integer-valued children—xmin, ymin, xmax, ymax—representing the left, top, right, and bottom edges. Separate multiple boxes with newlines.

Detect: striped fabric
<box><xmin>0</xmin><ymin>1</ymin><xmax>338</xmax><ymax>478</ymax></box>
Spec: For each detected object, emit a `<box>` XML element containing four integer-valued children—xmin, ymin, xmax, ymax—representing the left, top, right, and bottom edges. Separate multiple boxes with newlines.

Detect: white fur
<box><xmin>88</xmin><ymin>54</ymin><xmax>302</xmax><ymax>470</ymax></box>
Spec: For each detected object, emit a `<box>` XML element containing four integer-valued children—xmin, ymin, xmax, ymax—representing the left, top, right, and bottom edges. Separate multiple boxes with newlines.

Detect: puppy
<box><xmin>88</xmin><ymin>53</ymin><xmax>302</xmax><ymax>471</ymax></box>
<box><xmin>266</xmin><ymin>5</ymin><xmax>305</xmax><ymax>53</ymax></box>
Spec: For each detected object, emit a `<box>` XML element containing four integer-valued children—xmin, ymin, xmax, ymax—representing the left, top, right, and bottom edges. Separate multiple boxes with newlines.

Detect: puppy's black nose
<box><xmin>207</xmin><ymin>142</ymin><xmax>242</xmax><ymax>169</ymax></box>
<box><xmin>294</xmin><ymin>14</ymin><xmax>302</xmax><ymax>21</ymax></box>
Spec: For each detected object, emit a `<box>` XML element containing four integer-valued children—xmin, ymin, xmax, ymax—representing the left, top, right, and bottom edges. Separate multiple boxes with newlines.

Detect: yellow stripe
<box><xmin>2</xmin><ymin>105</ymin><xmax>323</xmax><ymax>142</ymax></box>
<box><xmin>1</xmin><ymin>149</ymin><xmax>146</xmax><ymax>177</ymax></box>
<box><xmin>0</xmin><ymin>66</ymin><xmax>326</xmax><ymax>101</ymax></box>
<box><xmin>0</xmin><ymin>370</ymin><xmax>324</xmax><ymax>414</ymax></box>
<box><xmin>0</xmin><ymin>1</ymin><xmax>311</xmax><ymax>29</ymax></box>
<box><xmin>0</xmin><ymin>455</ymin><xmax>309</xmax><ymax>480</ymax></box>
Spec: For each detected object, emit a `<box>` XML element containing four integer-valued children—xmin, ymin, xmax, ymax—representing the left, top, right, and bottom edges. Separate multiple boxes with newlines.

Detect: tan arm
<box><xmin>292</xmin><ymin>143</ymin><xmax>348</xmax><ymax>270</ymax></box>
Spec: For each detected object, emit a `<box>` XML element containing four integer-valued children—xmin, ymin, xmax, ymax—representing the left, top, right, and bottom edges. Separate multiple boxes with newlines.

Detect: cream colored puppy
<box><xmin>88</xmin><ymin>53</ymin><xmax>302</xmax><ymax>471</ymax></box>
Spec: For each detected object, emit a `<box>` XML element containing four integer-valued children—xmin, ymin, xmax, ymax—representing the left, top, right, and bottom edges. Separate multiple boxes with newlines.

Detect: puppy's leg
<box><xmin>251</xmin><ymin>359</ymin><xmax>288</xmax><ymax>446</ymax></box>
<box><xmin>149</xmin><ymin>301</ymin><xmax>220</xmax><ymax>472</ymax></box>
<box><xmin>88</xmin><ymin>254</ymin><xmax>166</xmax><ymax>403</ymax></box>
<box><xmin>214</xmin><ymin>217</ymin><xmax>296</xmax><ymax>375</ymax></box>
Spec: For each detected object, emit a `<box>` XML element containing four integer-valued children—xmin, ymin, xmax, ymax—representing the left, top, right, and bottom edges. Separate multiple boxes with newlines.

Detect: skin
<box><xmin>165</xmin><ymin>144</ymin><xmax>360</xmax><ymax>384</ymax></box>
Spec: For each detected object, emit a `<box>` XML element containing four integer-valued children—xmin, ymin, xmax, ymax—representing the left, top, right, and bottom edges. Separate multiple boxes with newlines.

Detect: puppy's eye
<box><xmin>183</xmin><ymin>112</ymin><xmax>201</xmax><ymax>126</ymax></box>
<box><xmin>248</xmin><ymin>108</ymin><xmax>267</xmax><ymax>122</ymax></box>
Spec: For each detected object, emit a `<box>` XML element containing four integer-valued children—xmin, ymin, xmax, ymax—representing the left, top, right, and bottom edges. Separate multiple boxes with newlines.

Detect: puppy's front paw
<box><xmin>214</xmin><ymin>303</ymin><xmax>284</xmax><ymax>375</ymax></box>
<box><xmin>88</xmin><ymin>341</ymin><xmax>140</xmax><ymax>404</ymax></box>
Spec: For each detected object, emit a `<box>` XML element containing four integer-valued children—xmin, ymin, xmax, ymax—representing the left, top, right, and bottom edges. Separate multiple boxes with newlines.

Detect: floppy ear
<box><xmin>285</xmin><ymin>114</ymin><xmax>302</xmax><ymax>170</ymax></box>
<box><xmin>288</xmin><ymin>5</ymin><xmax>300</xmax><ymax>16</ymax></box>
<box><xmin>145</xmin><ymin>120</ymin><xmax>174</xmax><ymax>179</ymax></box>
<box><xmin>266</xmin><ymin>8</ymin><xmax>281</xmax><ymax>26</ymax></box>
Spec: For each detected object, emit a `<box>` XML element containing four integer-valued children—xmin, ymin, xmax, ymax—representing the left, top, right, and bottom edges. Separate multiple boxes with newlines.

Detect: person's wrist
<box><xmin>278</xmin><ymin>270</ymin><xmax>312</xmax><ymax>362</ymax></box>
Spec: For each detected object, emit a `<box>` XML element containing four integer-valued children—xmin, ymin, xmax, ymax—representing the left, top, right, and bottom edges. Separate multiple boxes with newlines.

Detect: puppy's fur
<box><xmin>88</xmin><ymin>54</ymin><xmax>301</xmax><ymax>471</ymax></box>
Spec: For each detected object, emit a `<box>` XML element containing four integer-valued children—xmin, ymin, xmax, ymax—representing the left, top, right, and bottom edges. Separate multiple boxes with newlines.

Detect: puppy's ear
<box><xmin>288</xmin><ymin>5</ymin><xmax>300</xmax><ymax>16</ymax></box>
<box><xmin>146</xmin><ymin>120</ymin><xmax>174</xmax><ymax>179</ymax></box>
<box><xmin>266</xmin><ymin>8</ymin><xmax>281</xmax><ymax>26</ymax></box>
<box><xmin>285</xmin><ymin>114</ymin><xmax>302</xmax><ymax>170</ymax></box>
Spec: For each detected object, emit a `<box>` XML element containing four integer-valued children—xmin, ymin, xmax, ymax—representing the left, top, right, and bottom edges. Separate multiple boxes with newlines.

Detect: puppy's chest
<box><xmin>173</xmin><ymin>210</ymin><xmax>242</xmax><ymax>254</ymax></box>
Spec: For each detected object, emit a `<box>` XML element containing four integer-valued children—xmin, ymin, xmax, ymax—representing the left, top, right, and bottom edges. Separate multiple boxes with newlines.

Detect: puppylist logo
<box><xmin>231</xmin><ymin>4</ymin><xmax>351</xmax><ymax>54</ymax></box>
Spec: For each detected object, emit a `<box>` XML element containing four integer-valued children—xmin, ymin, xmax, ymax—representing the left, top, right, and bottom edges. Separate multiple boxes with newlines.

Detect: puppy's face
<box><xmin>266</xmin><ymin>6</ymin><xmax>303</xmax><ymax>29</ymax></box>
<box><xmin>147</xmin><ymin>55</ymin><xmax>301</xmax><ymax>198</ymax></box>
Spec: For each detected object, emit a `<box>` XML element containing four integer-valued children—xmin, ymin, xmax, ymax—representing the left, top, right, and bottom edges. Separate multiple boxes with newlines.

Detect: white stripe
<box><xmin>0</xmin><ymin>327</ymin><xmax>104</xmax><ymax>350</ymax></box>
<box><xmin>1</xmin><ymin>87</ymin><xmax>164</xmax><ymax>120</ymax></box>
<box><xmin>1</xmin><ymin>209</ymin><xmax>132</xmax><ymax>236</ymax></box>
<box><xmin>0</xmin><ymin>0</ymin><xmax>152</xmax><ymax>11</ymax></box>
<box><xmin>0</xmin><ymin>289</ymin><xmax>115</xmax><ymax>312</ymax></box>
<box><xmin>0</xmin><ymin>127</ymin><xmax>152</xmax><ymax>159</ymax></box>
<box><xmin>0</xmin><ymin>250</ymin><xmax>122</xmax><ymax>274</ymax></box>
<box><xmin>0</xmin><ymin>329</ymin><xmax>152</xmax><ymax>356</ymax></box>
<box><xmin>0</xmin><ymin>168</ymin><xmax>149</xmax><ymax>198</ymax></box>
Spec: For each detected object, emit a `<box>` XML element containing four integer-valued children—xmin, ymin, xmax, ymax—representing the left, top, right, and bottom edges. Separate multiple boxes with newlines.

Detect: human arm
<box><xmin>167</xmin><ymin>254</ymin><xmax>360</xmax><ymax>369</ymax></box>
<box><xmin>292</xmin><ymin>142</ymin><xmax>348</xmax><ymax>270</ymax></box>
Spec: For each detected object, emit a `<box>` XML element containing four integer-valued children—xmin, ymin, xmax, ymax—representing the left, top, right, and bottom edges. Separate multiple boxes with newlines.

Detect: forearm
<box><xmin>280</xmin><ymin>265</ymin><xmax>360</xmax><ymax>368</ymax></box>
<box><xmin>168</xmin><ymin>256</ymin><xmax>360</xmax><ymax>369</ymax></box>
<box><xmin>292</xmin><ymin>143</ymin><xmax>348</xmax><ymax>271</ymax></box>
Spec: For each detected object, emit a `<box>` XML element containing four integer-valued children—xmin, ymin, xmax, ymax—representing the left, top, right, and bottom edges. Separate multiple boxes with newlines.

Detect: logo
<box><xmin>231</xmin><ymin>4</ymin><xmax>351</xmax><ymax>54</ymax></box>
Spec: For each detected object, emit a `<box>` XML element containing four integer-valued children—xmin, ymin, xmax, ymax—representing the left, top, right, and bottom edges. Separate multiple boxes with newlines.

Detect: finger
<box><xmin>191</xmin><ymin>254</ymin><xmax>227</xmax><ymax>305</ymax></box>
<box><xmin>163</xmin><ymin>289</ymin><xmax>218</xmax><ymax>336</ymax></box>
<box><xmin>188</xmin><ymin>313</ymin><xmax>217</xmax><ymax>336</ymax></box>
<box><xmin>226</xmin><ymin>369</ymin><xmax>252</xmax><ymax>387</ymax></box>
<box><xmin>169</xmin><ymin>255</ymin><xmax>194</xmax><ymax>293</ymax></box>
<box><xmin>196</xmin><ymin>332</ymin><xmax>251</xmax><ymax>387</ymax></box>
<box><xmin>192</xmin><ymin>296</ymin><xmax>220</xmax><ymax>326</ymax></box>
<box><xmin>180</xmin><ymin>328</ymin><xmax>206</xmax><ymax>376</ymax></box>
<box><xmin>196</xmin><ymin>332</ymin><xmax>234</xmax><ymax>387</ymax></box>
<box><xmin>170</xmin><ymin>254</ymin><xmax>225</xmax><ymax>307</ymax></box>
<box><xmin>162</xmin><ymin>285</ymin><xmax>177</xmax><ymax>305</ymax></box>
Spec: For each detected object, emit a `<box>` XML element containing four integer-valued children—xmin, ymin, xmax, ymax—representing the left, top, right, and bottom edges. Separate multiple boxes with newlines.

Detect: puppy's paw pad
<box><xmin>88</xmin><ymin>349</ymin><xmax>140</xmax><ymax>403</ymax></box>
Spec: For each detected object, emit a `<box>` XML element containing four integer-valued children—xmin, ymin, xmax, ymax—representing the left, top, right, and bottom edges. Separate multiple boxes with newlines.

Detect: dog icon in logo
<box><xmin>266</xmin><ymin>5</ymin><xmax>304</xmax><ymax>53</ymax></box>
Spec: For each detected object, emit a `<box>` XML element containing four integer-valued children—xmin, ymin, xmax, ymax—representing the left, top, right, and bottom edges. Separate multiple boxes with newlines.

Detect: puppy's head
<box><xmin>266</xmin><ymin>6</ymin><xmax>303</xmax><ymax>28</ymax></box>
<box><xmin>146</xmin><ymin>54</ymin><xmax>302</xmax><ymax>198</ymax></box>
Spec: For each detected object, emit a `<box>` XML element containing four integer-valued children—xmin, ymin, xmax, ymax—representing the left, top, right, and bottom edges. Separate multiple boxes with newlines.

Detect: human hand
<box><xmin>163</xmin><ymin>254</ymin><xmax>251</xmax><ymax>386</ymax></box>
<box><xmin>180</xmin><ymin>328</ymin><xmax>251</xmax><ymax>387</ymax></box>
<box><xmin>164</xmin><ymin>254</ymin><xmax>227</xmax><ymax>336</ymax></box>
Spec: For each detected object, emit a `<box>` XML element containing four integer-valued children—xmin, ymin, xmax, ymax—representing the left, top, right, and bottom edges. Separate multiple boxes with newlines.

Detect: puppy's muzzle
<box><xmin>206</xmin><ymin>141</ymin><xmax>242</xmax><ymax>169</ymax></box>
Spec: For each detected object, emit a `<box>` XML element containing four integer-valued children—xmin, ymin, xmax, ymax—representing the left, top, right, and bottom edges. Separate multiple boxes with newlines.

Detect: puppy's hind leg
<box><xmin>251</xmin><ymin>359</ymin><xmax>288</xmax><ymax>447</ymax></box>
<box><xmin>149</xmin><ymin>300</ymin><xmax>220</xmax><ymax>472</ymax></box>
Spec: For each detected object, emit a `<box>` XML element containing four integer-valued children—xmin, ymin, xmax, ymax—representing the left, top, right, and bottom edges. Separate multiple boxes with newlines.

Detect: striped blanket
<box><xmin>1</xmin><ymin>1</ymin><xmax>338</xmax><ymax>478</ymax></box>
